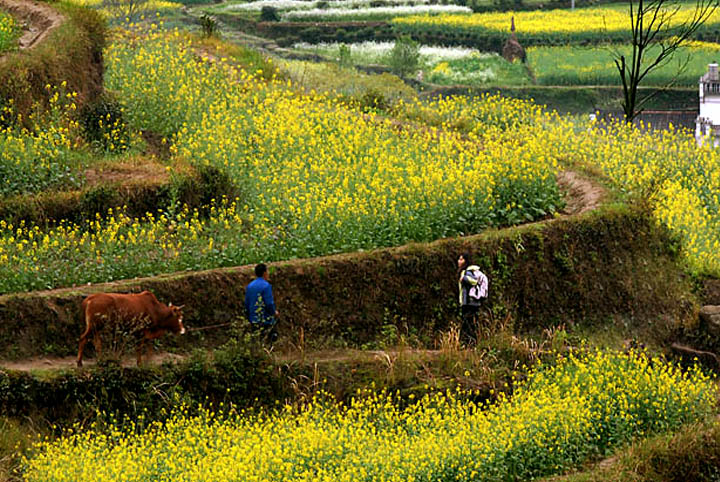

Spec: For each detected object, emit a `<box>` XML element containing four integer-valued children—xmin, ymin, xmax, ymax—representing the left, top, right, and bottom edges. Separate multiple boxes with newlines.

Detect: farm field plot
<box><xmin>21</xmin><ymin>350</ymin><xmax>717</xmax><ymax>481</ymax></box>
<box><xmin>279</xmin><ymin>4</ymin><xmax>471</xmax><ymax>21</ymax></box>
<box><xmin>393</xmin><ymin>92</ymin><xmax>720</xmax><ymax>277</ymax></box>
<box><xmin>292</xmin><ymin>40</ymin><xmax>530</xmax><ymax>85</ymax></box>
<box><xmin>393</xmin><ymin>4</ymin><xmax>720</xmax><ymax>45</ymax></box>
<box><xmin>528</xmin><ymin>41</ymin><xmax>720</xmax><ymax>87</ymax></box>
<box><xmin>1</xmin><ymin>26</ymin><xmax>718</xmax><ymax>293</ymax></box>
<box><xmin>0</xmin><ymin>30</ymin><xmax>564</xmax><ymax>294</ymax></box>
<box><xmin>204</xmin><ymin>0</ymin><xmax>471</xmax><ymax>21</ymax></box>
<box><xmin>276</xmin><ymin>57</ymin><xmax>418</xmax><ymax>103</ymax></box>
<box><xmin>0</xmin><ymin>86</ymin><xmax>99</xmax><ymax>198</ymax></box>
<box><xmin>0</xmin><ymin>10</ymin><xmax>19</xmax><ymax>52</ymax></box>
<box><xmin>530</xmin><ymin>117</ymin><xmax>720</xmax><ymax>276</ymax></box>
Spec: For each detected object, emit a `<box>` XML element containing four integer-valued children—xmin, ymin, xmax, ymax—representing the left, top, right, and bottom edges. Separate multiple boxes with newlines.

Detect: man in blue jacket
<box><xmin>244</xmin><ymin>263</ymin><xmax>279</xmax><ymax>343</ymax></box>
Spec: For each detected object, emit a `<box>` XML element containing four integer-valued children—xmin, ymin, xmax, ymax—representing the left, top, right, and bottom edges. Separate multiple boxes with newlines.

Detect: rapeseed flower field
<box><xmin>64</xmin><ymin>0</ymin><xmax>182</xmax><ymax>21</ymax></box>
<box><xmin>0</xmin><ymin>32</ymin><xmax>563</xmax><ymax>294</ymax></box>
<box><xmin>537</xmin><ymin>118</ymin><xmax>720</xmax><ymax>277</ymax></box>
<box><xmin>22</xmin><ymin>350</ymin><xmax>717</xmax><ymax>481</ymax></box>
<box><xmin>0</xmin><ymin>85</ymin><xmax>82</xmax><ymax>196</ymax></box>
<box><xmin>0</xmin><ymin>10</ymin><xmax>18</xmax><ymax>53</ymax></box>
<box><xmin>0</xmin><ymin>29</ymin><xmax>717</xmax><ymax>293</ymax></box>
<box><xmin>399</xmin><ymin>94</ymin><xmax>720</xmax><ymax>277</ymax></box>
<box><xmin>393</xmin><ymin>6</ymin><xmax>720</xmax><ymax>44</ymax></box>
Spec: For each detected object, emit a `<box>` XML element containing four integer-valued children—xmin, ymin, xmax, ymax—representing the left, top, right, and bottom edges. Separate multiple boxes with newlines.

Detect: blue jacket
<box><xmin>244</xmin><ymin>277</ymin><xmax>276</xmax><ymax>325</ymax></box>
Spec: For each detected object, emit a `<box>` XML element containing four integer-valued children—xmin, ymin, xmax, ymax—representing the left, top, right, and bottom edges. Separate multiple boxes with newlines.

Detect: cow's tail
<box><xmin>77</xmin><ymin>297</ymin><xmax>94</xmax><ymax>368</ymax></box>
<box><xmin>80</xmin><ymin>298</ymin><xmax>93</xmax><ymax>338</ymax></box>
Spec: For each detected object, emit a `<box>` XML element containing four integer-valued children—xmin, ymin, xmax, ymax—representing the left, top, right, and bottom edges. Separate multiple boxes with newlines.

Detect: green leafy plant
<box><xmin>387</xmin><ymin>35</ymin><xmax>420</xmax><ymax>78</ymax></box>
<box><xmin>198</xmin><ymin>14</ymin><xmax>218</xmax><ymax>38</ymax></box>
<box><xmin>337</xmin><ymin>43</ymin><xmax>353</xmax><ymax>69</ymax></box>
<box><xmin>80</xmin><ymin>95</ymin><xmax>131</xmax><ymax>153</ymax></box>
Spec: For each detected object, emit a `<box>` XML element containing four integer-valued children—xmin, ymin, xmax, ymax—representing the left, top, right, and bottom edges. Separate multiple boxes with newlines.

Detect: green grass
<box><xmin>549</xmin><ymin>418</ymin><xmax>720</xmax><ymax>482</ymax></box>
<box><xmin>292</xmin><ymin>42</ymin><xmax>531</xmax><ymax>87</ymax></box>
<box><xmin>529</xmin><ymin>42</ymin><xmax>720</xmax><ymax>87</ymax></box>
<box><xmin>0</xmin><ymin>417</ymin><xmax>46</xmax><ymax>481</ymax></box>
<box><xmin>425</xmin><ymin>55</ymin><xmax>531</xmax><ymax>86</ymax></box>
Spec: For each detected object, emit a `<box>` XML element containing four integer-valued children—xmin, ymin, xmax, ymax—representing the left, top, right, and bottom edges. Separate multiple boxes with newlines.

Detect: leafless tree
<box><xmin>612</xmin><ymin>0</ymin><xmax>719</xmax><ymax>122</ymax></box>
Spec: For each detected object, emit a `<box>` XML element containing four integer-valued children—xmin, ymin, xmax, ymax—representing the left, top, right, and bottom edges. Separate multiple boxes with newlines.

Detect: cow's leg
<box><xmin>77</xmin><ymin>332</ymin><xmax>89</xmax><ymax>368</ymax></box>
<box><xmin>137</xmin><ymin>338</ymin><xmax>144</xmax><ymax>366</ymax></box>
<box><xmin>77</xmin><ymin>308</ymin><xmax>93</xmax><ymax>368</ymax></box>
<box><xmin>94</xmin><ymin>332</ymin><xmax>102</xmax><ymax>362</ymax></box>
<box><xmin>140</xmin><ymin>330</ymin><xmax>164</xmax><ymax>366</ymax></box>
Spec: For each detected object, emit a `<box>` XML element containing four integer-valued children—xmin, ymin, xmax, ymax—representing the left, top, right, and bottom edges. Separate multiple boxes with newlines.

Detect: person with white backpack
<box><xmin>457</xmin><ymin>252</ymin><xmax>489</xmax><ymax>346</ymax></box>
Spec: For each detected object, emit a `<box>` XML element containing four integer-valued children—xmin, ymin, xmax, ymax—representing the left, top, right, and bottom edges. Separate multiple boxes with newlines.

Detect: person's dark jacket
<box><xmin>245</xmin><ymin>277</ymin><xmax>276</xmax><ymax>325</ymax></box>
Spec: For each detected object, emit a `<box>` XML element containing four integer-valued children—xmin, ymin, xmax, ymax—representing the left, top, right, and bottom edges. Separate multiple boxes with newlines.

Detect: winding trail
<box><xmin>0</xmin><ymin>0</ymin><xmax>63</xmax><ymax>51</ymax></box>
<box><xmin>557</xmin><ymin>170</ymin><xmax>606</xmax><ymax>215</ymax></box>
<box><xmin>0</xmin><ymin>348</ymin><xmax>446</xmax><ymax>372</ymax></box>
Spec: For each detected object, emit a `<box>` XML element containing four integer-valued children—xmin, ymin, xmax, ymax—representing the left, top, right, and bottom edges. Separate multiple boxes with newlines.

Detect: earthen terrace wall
<box><xmin>0</xmin><ymin>204</ymin><xmax>693</xmax><ymax>359</ymax></box>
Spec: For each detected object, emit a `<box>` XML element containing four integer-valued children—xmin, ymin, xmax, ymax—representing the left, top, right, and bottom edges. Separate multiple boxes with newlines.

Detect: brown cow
<box><xmin>76</xmin><ymin>291</ymin><xmax>186</xmax><ymax>367</ymax></box>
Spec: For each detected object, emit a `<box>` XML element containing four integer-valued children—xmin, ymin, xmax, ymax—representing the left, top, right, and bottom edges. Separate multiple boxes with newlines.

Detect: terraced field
<box><xmin>393</xmin><ymin>4</ymin><xmax>720</xmax><ymax>45</ymax></box>
<box><xmin>22</xmin><ymin>351</ymin><xmax>717</xmax><ymax>481</ymax></box>
<box><xmin>2</xmin><ymin>1</ymin><xmax>720</xmax><ymax>481</ymax></box>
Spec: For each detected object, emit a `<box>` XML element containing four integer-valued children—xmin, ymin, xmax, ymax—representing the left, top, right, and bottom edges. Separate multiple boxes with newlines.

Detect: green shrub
<box><xmin>260</xmin><ymin>6</ymin><xmax>280</xmax><ymax>22</ymax></box>
<box><xmin>359</xmin><ymin>88</ymin><xmax>389</xmax><ymax>112</ymax></box>
<box><xmin>171</xmin><ymin>163</ymin><xmax>241</xmax><ymax>210</ymax></box>
<box><xmin>79</xmin><ymin>94</ymin><xmax>131</xmax><ymax>153</ymax></box>
<box><xmin>199</xmin><ymin>13</ymin><xmax>219</xmax><ymax>38</ymax></box>
<box><xmin>337</xmin><ymin>43</ymin><xmax>352</xmax><ymax>68</ymax></box>
<box><xmin>388</xmin><ymin>35</ymin><xmax>420</xmax><ymax>78</ymax></box>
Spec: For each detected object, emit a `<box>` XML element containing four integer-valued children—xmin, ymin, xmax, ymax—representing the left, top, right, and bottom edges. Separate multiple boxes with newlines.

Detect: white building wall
<box><xmin>699</xmin><ymin>97</ymin><xmax>720</xmax><ymax>119</ymax></box>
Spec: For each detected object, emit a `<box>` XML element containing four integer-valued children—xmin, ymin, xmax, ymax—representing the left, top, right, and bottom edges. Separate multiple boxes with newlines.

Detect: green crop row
<box><xmin>392</xmin><ymin>6</ymin><xmax>720</xmax><ymax>48</ymax></box>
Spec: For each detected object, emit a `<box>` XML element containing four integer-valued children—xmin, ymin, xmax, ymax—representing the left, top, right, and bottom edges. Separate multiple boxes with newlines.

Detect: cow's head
<box><xmin>168</xmin><ymin>303</ymin><xmax>186</xmax><ymax>335</ymax></box>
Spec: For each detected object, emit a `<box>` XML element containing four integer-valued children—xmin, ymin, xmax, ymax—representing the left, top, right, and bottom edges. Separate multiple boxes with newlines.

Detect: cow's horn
<box><xmin>177</xmin><ymin>304</ymin><xmax>185</xmax><ymax>310</ymax></box>
<box><xmin>168</xmin><ymin>302</ymin><xmax>173</xmax><ymax>307</ymax></box>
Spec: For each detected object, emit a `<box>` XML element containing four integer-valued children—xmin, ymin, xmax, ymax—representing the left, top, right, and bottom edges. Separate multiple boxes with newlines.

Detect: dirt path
<box><xmin>0</xmin><ymin>348</ymin><xmax>447</xmax><ymax>372</ymax></box>
<box><xmin>0</xmin><ymin>352</ymin><xmax>186</xmax><ymax>371</ymax></box>
<box><xmin>557</xmin><ymin>170</ymin><xmax>606</xmax><ymax>215</ymax></box>
<box><xmin>0</xmin><ymin>0</ymin><xmax>64</xmax><ymax>50</ymax></box>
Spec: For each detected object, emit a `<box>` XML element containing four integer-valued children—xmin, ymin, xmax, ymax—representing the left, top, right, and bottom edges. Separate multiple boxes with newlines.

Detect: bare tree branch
<box><xmin>613</xmin><ymin>0</ymin><xmax>719</xmax><ymax>122</ymax></box>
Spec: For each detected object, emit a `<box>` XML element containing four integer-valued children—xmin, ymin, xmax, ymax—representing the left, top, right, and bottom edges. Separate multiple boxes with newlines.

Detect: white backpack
<box><xmin>465</xmin><ymin>266</ymin><xmax>488</xmax><ymax>300</ymax></box>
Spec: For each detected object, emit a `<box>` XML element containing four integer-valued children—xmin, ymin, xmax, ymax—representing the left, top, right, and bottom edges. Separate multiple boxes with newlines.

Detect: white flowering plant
<box><xmin>282</xmin><ymin>4</ymin><xmax>471</xmax><ymax>21</ymax></box>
